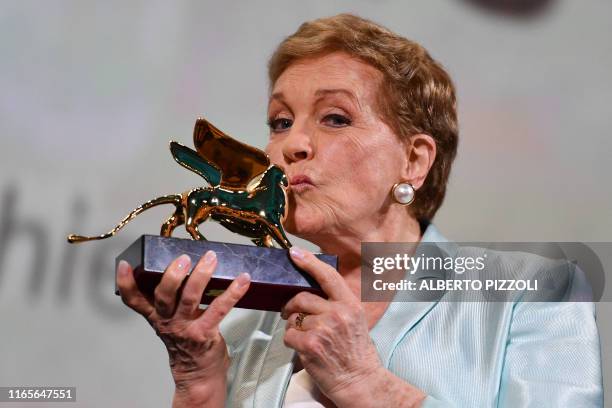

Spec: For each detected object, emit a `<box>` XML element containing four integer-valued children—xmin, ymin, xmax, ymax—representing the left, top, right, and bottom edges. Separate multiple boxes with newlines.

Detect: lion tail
<box><xmin>67</xmin><ymin>194</ymin><xmax>182</xmax><ymax>243</ymax></box>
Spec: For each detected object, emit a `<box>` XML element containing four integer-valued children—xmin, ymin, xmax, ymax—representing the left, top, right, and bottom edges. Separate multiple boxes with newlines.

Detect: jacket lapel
<box><xmin>370</xmin><ymin>222</ymin><xmax>454</xmax><ymax>367</ymax></box>
<box><xmin>370</xmin><ymin>300</ymin><xmax>440</xmax><ymax>367</ymax></box>
<box><xmin>252</xmin><ymin>315</ymin><xmax>296</xmax><ymax>407</ymax></box>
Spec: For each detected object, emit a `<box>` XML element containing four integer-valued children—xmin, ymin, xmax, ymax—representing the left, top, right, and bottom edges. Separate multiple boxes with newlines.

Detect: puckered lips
<box><xmin>289</xmin><ymin>174</ymin><xmax>315</xmax><ymax>193</ymax></box>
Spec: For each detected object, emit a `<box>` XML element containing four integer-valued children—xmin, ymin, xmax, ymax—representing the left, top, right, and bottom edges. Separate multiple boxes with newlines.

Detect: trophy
<box><xmin>67</xmin><ymin>118</ymin><xmax>336</xmax><ymax>311</ymax></box>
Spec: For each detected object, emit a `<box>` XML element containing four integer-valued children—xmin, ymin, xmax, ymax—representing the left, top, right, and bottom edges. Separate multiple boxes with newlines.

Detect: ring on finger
<box><xmin>295</xmin><ymin>312</ymin><xmax>308</xmax><ymax>330</ymax></box>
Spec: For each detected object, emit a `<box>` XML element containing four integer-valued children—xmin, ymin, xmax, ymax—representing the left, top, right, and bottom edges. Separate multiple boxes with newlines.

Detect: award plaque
<box><xmin>67</xmin><ymin>117</ymin><xmax>337</xmax><ymax>311</ymax></box>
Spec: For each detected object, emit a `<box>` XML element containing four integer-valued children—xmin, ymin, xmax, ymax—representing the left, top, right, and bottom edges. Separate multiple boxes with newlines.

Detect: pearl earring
<box><xmin>392</xmin><ymin>182</ymin><xmax>415</xmax><ymax>205</ymax></box>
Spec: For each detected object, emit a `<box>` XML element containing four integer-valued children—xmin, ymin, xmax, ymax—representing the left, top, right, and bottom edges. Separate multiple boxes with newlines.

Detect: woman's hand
<box><xmin>282</xmin><ymin>247</ymin><xmax>426</xmax><ymax>408</ymax></box>
<box><xmin>116</xmin><ymin>250</ymin><xmax>250</xmax><ymax>408</ymax></box>
<box><xmin>281</xmin><ymin>247</ymin><xmax>383</xmax><ymax>404</ymax></box>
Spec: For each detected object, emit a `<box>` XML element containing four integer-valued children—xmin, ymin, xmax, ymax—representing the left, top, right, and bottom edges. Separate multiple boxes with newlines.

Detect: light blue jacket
<box><xmin>219</xmin><ymin>224</ymin><xmax>603</xmax><ymax>407</ymax></box>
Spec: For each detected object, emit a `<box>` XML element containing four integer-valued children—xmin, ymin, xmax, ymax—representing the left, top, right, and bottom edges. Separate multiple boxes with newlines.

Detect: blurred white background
<box><xmin>1</xmin><ymin>1</ymin><xmax>610</xmax><ymax>406</ymax></box>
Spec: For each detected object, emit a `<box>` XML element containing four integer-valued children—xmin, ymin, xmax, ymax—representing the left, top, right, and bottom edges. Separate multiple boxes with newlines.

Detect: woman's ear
<box><xmin>401</xmin><ymin>134</ymin><xmax>436</xmax><ymax>190</ymax></box>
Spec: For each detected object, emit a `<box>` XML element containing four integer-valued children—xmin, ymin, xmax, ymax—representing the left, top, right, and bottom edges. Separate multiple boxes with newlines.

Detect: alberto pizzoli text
<box><xmin>372</xmin><ymin>279</ymin><xmax>538</xmax><ymax>292</ymax></box>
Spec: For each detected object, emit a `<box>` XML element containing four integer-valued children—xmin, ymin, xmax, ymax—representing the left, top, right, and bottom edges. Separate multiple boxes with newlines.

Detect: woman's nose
<box><xmin>282</xmin><ymin>124</ymin><xmax>313</xmax><ymax>164</ymax></box>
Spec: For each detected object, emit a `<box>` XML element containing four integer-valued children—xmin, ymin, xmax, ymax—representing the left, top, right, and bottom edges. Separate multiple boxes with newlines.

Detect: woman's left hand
<box><xmin>281</xmin><ymin>246</ymin><xmax>385</xmax><ymax>405</ymax></box>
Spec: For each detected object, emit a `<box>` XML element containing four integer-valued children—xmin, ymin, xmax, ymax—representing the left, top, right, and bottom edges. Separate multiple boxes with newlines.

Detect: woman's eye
<box><xmin>322</xmin><ymin>113</ymin><xmax>351</xmax><ymax>127</ymax></box>
<box><xmin>267</xmin><ymin>118</ymin><xmax>293</xmax><ymax>132</ymax></box>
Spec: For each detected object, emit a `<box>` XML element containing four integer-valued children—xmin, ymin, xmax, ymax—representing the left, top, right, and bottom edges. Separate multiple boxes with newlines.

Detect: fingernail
<box><xmin>203</xmin><ymin>250</ymin><xmax>216</xmax><ymax>264</ymax></box>
<box><xmin>289</xmin><ymin>246</ymin><xmax>306</xmax><ymax>260</ymax></box>
<box><xmin>176</xmin><ymin>254</ymin><xmax>191</xmax><ymax>270</ymax></box>
<box><xmin>118</xmin><ymin>260</ymin><xmax>129</xmax><ymax>276</ymax></box>
<box><xmin>236</xmin><ymin>272</ymin><xmax>251</xmax><ymax>288</ymax></box>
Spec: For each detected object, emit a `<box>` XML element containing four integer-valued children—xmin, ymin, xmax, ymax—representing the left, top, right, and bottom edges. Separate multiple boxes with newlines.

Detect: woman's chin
<box><xmin>283</xmin><ymin>213</ymin><xmax>326</xmax><ymax>239</ymax></box>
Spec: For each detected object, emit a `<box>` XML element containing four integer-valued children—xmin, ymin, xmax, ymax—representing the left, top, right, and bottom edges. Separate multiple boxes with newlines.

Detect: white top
<box><xmin>282</xmin><ymin>369</ymin><xmax>327</xmax><ymax>408</ymax></box>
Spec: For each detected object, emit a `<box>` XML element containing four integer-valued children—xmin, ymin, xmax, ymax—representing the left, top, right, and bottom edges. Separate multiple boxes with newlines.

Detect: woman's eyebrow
<box><xmin>269</xmin><ymin>91</ymin><xmax>285</xmax><ymax>102</ymax></box>
<box><xmin>314</xmin><ymin>89</ymin><xmax>361</xmax><ymax>110</ymax></box>
<box><xmin>267</xmin><ymin>92</ymin><xmax>289</xmax><ymax>112</ymax></box>
<box><xmin>268</xmin><ymin>89</ymin><xmax>361</xmax><ymax>111</ymax></box>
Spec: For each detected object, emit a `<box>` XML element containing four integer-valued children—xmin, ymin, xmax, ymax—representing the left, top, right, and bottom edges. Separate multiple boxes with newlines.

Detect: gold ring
<box><xmin>295</xmin><ymin>312</ymin><xmax>307</xmax><ymax>330</ymax></box>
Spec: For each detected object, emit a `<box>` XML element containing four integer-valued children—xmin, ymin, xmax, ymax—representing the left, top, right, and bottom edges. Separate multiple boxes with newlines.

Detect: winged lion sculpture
<box><xmin>67</xmin><ymin>118</ymin><xmax>292</xmax><ymax>249</ymax></box>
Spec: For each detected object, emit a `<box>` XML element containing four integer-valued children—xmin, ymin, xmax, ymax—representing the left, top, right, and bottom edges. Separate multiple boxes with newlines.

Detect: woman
<box><xmin>116</xmin><ymin>14</ymin><xmax>602</xmax><ymax>407</ymax></box>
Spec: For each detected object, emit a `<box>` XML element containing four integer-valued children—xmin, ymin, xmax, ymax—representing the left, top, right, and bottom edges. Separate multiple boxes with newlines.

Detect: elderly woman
<box><xmin>116</xmin><ymin>14</ymin><xmax>602</xmax><ymax>408</ymax></box>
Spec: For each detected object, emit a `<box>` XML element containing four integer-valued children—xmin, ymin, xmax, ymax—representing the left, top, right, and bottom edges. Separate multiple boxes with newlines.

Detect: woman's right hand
<box><xmin>116</xmin><ymin>250</ymin><xmax>251</xmax><ymax>407</ymax></box>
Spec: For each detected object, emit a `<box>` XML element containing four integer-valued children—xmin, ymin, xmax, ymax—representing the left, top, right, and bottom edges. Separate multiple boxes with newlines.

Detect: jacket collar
<box><xmin>369</xmin><ymin>221</ymin><xmax>453</xmax><ymax>366</ymax></box>
<box><xmin>253</xmin><ymin>315</ymin><xmax>295</xmax><ymax>407</ymax></box>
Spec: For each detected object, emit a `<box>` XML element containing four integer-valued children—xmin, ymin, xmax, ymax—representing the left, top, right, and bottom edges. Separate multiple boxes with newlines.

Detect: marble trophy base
<box><xmin>115</xmin><ymin>235</ymin><xmax>337</xmax><ymax>312</ymax></box>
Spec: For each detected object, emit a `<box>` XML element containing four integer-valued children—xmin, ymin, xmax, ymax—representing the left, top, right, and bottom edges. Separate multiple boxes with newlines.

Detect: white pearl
<box><xmin>393</xmin><ymin>183</ymin><xmax>415</xmax><ymax>204</ymax></box>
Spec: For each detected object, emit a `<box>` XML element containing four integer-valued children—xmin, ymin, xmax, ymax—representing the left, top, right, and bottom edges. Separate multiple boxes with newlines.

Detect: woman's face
<box><xmin>265</xmin><ymin>52</ymin><xmax>409</xmax><ymax>240</ymax></box>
